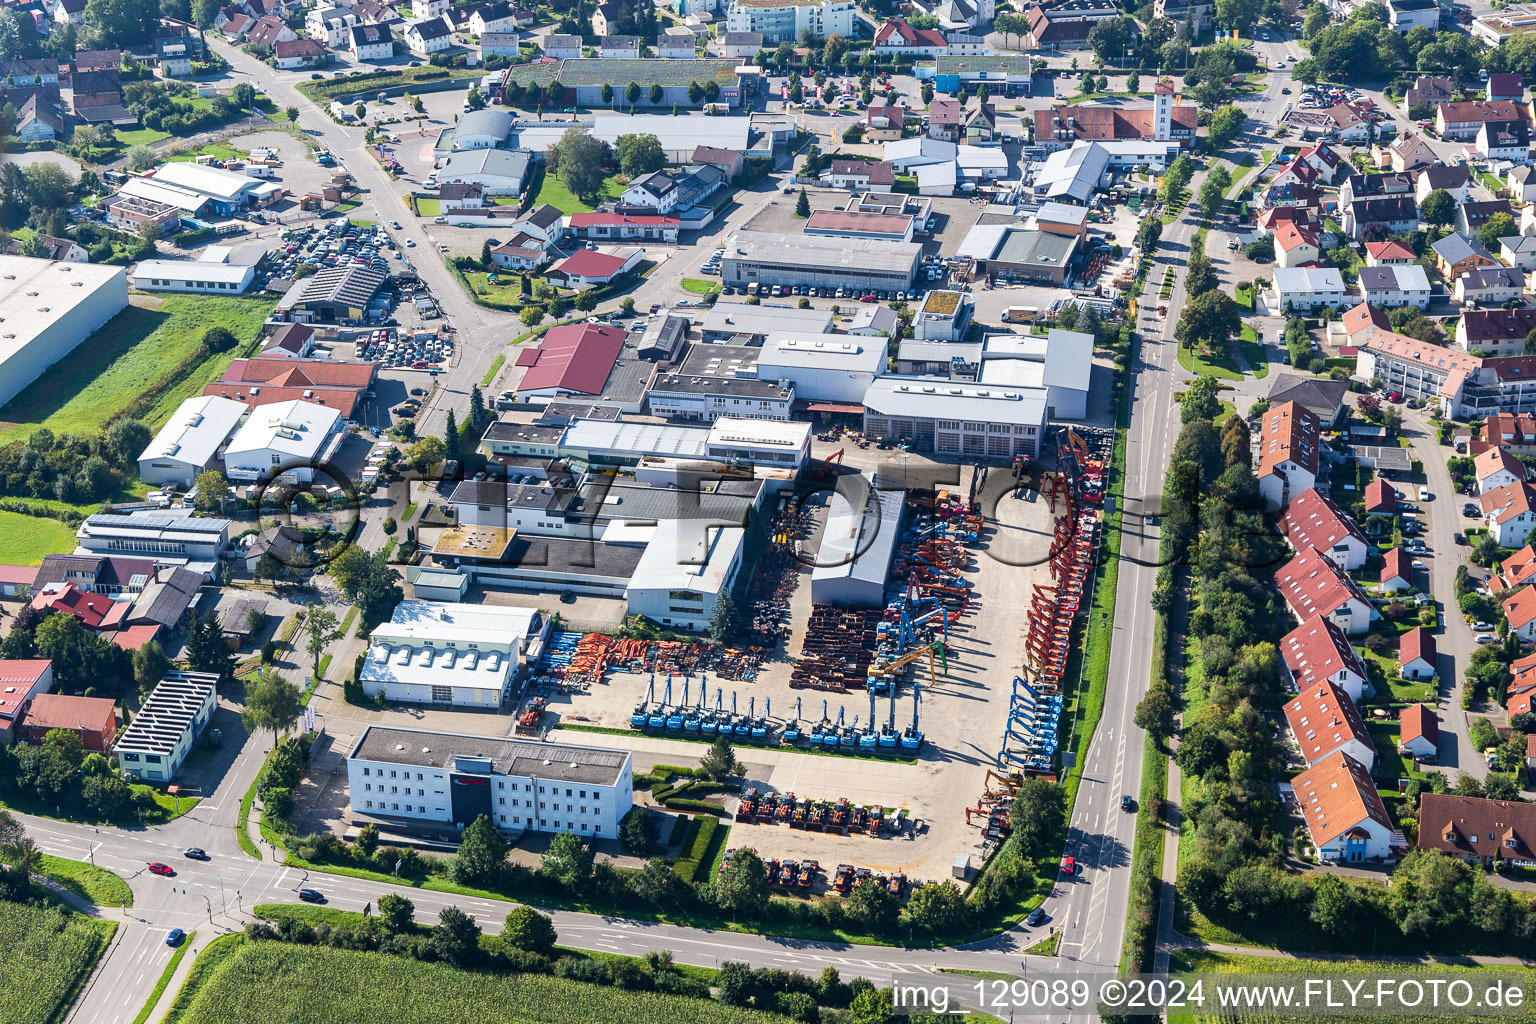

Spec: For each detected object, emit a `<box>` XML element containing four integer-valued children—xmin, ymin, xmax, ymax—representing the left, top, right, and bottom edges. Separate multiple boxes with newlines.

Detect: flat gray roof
<box><xmin>724</xmin><ymin>229</ymin><xmax>921</xmax><ymax>274</ymax></box>
<box><xmin>349</xmin><ymin>724</ymin><xmax>629</xmax><ymax>786</ymax></box>
<box><xmin>993</xmin><ymin>229</ymin><xmax>1078</xmax><ymax>270</ymax></box>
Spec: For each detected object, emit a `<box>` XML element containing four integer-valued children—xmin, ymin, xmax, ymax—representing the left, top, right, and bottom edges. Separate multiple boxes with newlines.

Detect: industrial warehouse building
<box><xmin>626</xmin><ymin>519</ymin><xmax>745</xmax><ymax>630</ymax></box>
<box><xmin>76</xmin><ymin>510</ymin><xmax>231</xmax><ymax>561</ymax></box>
<box><xmin>113</xmin><ymin>670</ymin><xmax>219</xmax><ymax>781</ymax></box>
<box><xmin>756</xmin><ymin>333</ymin><xmax>887</xmax><ymax>405</ymax></box>
<box><xmin>221</xmin><ymin>399</ymin><xmax>345</xmax><ymax>485</ymax></box>
<box><xmin>721</xmin><ymin>230</ymin><xmax>921</xmax><ymax>292</ymax></box>
<box><xmin>811</xmin><ymin>477</ymin><xmax>905</xmax><ymax>606</ymax></box>
<box><xmin>346</xmin><ymin>724</ymin><xmax>634</xmax><ymax>836</ymax></box>
<box><xmin>862</xmin><ymin>377</ymin><xmax>1049</xmax><ymax>458</ymax></box>
<box><xmin>557</xmin><ymin>416</ymin><xmax>812</xmax><ymax>473</ymax></box>
<box><xmin>360</xmin><ymin>601</ymin><xmax>547</xmax><ymax>708</ymax></box>
<box><xmin>137</xmin><ymin>395</ymin><xmax>248</xmax><ymax>488</ymax></box>
<box><xmin>0</xmin><ymin>256</ymin><xmax>129</xmax><ymax>409</ymax></box>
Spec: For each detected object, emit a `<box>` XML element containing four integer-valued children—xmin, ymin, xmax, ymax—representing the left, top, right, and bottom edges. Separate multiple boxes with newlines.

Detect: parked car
<box><xmin>1476</xmin><ymin>633</ymin><xmax>1498</xmax><ymax>645</ymax></box>
<box><xmin>1473</xmin><ymin>621</ymin><xmax>1495</xmax><ymax>631</ymax></box>
<box><xmin>1025</xmin><ymin>907</ymin><xmax>1047</xmax><ymax>926</ymax></box>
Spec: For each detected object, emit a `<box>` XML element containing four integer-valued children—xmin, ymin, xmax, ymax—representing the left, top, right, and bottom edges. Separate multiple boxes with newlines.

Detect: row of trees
<box><xmin>0</xmin><ymin>605</ymin><xmax>132</xmax><ymax>694</ymax></box>
<box><xmin>0</xmin><ymin>727</ymin><xmax>148</xmax><ymax>820</ymax></box>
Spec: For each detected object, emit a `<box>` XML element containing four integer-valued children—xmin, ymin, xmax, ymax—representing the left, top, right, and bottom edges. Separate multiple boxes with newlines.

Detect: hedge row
<box><xmin>671</xmin><ymin>815</ymin><xmax>718</xmax><ymax>883</ymax></box>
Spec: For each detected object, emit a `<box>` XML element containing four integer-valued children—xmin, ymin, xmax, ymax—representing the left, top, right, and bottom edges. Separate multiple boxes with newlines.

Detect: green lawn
<box><xmin>37</xmin><ymin>855</ymin><xmax>134</xmax><ymax>909</ymax></box>
<box><xmin>415</xmin><ymin>197</ymin><xmax>441</xmax><ymax>216</ymax></box>
<box><xmin>680</xmin><ymin>278</ymin><xmax>718</xmax><ymax>295</ymax></box>
<box><xmin>1235</xmin><ymin>283</ymin><xmax>1255</xmax><ymax>313</ymax></box>
<box><xmin>165</xmin><ymin>144</ymin><xmax>239</xmax><ymax>164</ymax></box>
<box><xmin>334</xmin><ymin>198</ymin><xmax>361</xmax><ymax>214</ymax></box>
<box><xmin>115</xmin><ymin>127</ymin><xmax>171</xmax><ymax>146</ymax></box>
<box><xmin>0</xmin><ymin>900</ymin><xmax>115</xmax><ymax>1024</ymax></box>
<box><xmin>170</xmin><ymin>941</ymin><xmax>798</xmax><ymax>1024</ymax></box>
<box><xmin>1175</xmin><ymin>343</ymin><xmax>1244</xmax><ymax>382</ymax></box>
<box><xmin>459</xmin><ymin>270</ymin><xmax>524</xmax><ymax>311</ymax></box>
<box><xmin>0</xmin><ymin>511</ymin><xmax>79</xmax><ymax>565</ymax></box>
<box><xmin>532</xmin><ymin>171</ymin><xmax>623</xmax><ymax>214</ymax></box>
<box><xmin>1238</xmin><ymin>323</ymin><xmax>1268</xmax><ymax>379</ymax></box>
<box><xmin>0</xmin><ymin>294</ymin><xmax>277</xmax><ymax>443</ymax></box>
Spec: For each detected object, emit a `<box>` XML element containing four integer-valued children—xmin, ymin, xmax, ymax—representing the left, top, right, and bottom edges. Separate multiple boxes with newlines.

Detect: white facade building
<box><xmin>1276</xmin><ymin>267</ymin><xmax>1348</xmax><ymax>311</ymax></box>
<box><xmin>113</xmin><ymin>670</ymin><xmax>219</xmax><ymax>781</ymax></box>
<box><xmin>725</xmin><ymin>0</ymin><xmax>854</xmax><ymax>43</ymax></box>
<box><xmin>131</xmin><ymin>258</ymin><xmax>255</xmax><ymax>294</ymax></box>
<box><xmin>755</xmin><ymin>333</ymin><xmax>886</xmax><ymax>405</ymax></box>
<box><xmin>137</xmin><ymin>395</ymin><xmax>247</xmax><ymax>489</ymax></box>
<box><xmin>0</xmin><ymin>256</ymin><xmax>128</xmax><ymax>410</ymax></box>
<box><xmin>360</xmin><ymin>600</ymin><xmax>545</xmax><ymax>707</ymax></box>
<box><xmin>347</xmin><ymin>724</ymin><xmax>634</xmax><ymax>837</ymax></box>
<box><xmin>221</xmin><ymin>399</ymin><xmax>344</xmax><ymax>485</ymax></box>
<box><xmin>76</xmin><ymin>510</ymin><xmax>230</xmax><ymax>560</ymax></box>
<box><xmin>626</xmin><ymin>520</ymin><xmax>745</xmax><ymax>630</ymax></box>
<box><xmin>862</xmin><ymin>376</ymin><xmax>1048</xmax><ymax>458</ymax></box>
<box><xmin>1356</xmin><ymin>264</ymin><xmax>1431</xmax><ymax>310</ymax></box>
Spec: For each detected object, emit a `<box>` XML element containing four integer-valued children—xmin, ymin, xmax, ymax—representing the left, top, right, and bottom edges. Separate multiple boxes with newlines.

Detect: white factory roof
<box><xmin>0</xmin><ymin>255</ymin><xmax>126</xmax><ymax>367</ymax></box>
<box><xmin>812</xmin><ymin>481</ymin><xmax>903</xmax><ymax>590</ymax></box>
<box><xmin>956</xmin><ymin>222</ymin><xmax>1010</xmax><ymax>261</ymax></box>
<box><xmin>707</xmin><ymin>417</ymin><xmax>812</xmax><ymax>451</ymax></box>
<box><xmin>370</xmin><ymin>599</ymin><xmax>540</xmax><ymax>648</ymax></box>
<box><xmin>629</xmin><ymin>519</ymin><xmax>744</xmax><ymax>595</ymax></box>
<box><xmin>914</xmin><ymin>161</ymin><xmax>958</xmax><ymax>192</ymax></box>
<box><xmin>884</xmin><ymin>136</ymin><xmax>957</xmax><ymax>166</ymax></box>
<box><xmin>701</xmin><ymin>300</ymin><xmax>834</xmax><ymax>337</ymax></box>
<box><xmin>133</xmin><ymin>258</ymin><xmax>254</xmax><ymax>285</ymax></box>
<box><xmin>979</xmin><ymin>329</ymin><xmax>1093</xmax><ymax>393</ymax></box>
<box><xmin>138</xmin><ymin>395</ymin><xmax>248</xmax><ymax>468</ymax></box>
<box><xmin>151</xmin><ymin>161</ymin><xmax>260</xmax><ymax>203</ymax></box>
<box><xmin>591</xmin><ymin>112</ymin><xmax>750</xmax><ymax>152</ymax></box>
<box><xmin>222</xmin><ymin>399</ymin><xmax>341</xmax><ymax>462</ymax></box>
<box><xmin>759</xmin><ymin>333</ymin><xmax>887</xmax><ymax>373</ymax></box>
<box><xmin>561</xmin><ymin>418</ymin><xmax>711</xmax><ymax>458</ymax></box>
<box><xmin>956</xmin><ymin>146</ymin><xmax>1008</xmax><ymax>171</ymax></box>
<box><xmin>725</xmin><ymin>230</ymin><xmax>922</xmax><ymax>273</ymax></box>
<box><xmin>456</xmin><ymin>107</ymin><xmax>514</xmax><ymax>142</ymax></box>
<box><xmin>118</xmin><ymin>176</ymin><xmax>210</xmax><ymax>212</ymax></box>
<box><xmin>438</xmin><ymin>148</ymin><xmax>530</xmax><ymax>181</ymax></box>
<box><xmin>862</xmin><ymin>374</ymin><xmax>1048</xmax><ymax>422</ymax></box>
<box><xmin>1035</xmin><ymin>142</ymin><xmax>1108</xmax><ymax>203</ymax></box>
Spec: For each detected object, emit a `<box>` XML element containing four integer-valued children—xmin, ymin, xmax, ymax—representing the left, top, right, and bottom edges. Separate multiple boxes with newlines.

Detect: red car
<box><xmin>147</xmin><ymin>862</ymin><xmax>174</xmax><ymax>876</ymax></box>
<box><xmin>1059</xmin><ymin>856</ymin><xmax>1077</xmax><ymax>877</ymax></box>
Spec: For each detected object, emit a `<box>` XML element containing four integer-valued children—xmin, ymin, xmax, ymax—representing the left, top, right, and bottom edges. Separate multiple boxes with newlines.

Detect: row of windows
<box><xmin>358</xmin><ymin>765</ymin><xmax>604</xmax><ymax>801</ymax></box>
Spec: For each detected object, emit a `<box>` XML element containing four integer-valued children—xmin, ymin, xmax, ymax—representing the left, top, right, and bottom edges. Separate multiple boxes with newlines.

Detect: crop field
<box><xmin>0</xmin><ymin>294</ymin><xmax>276</xmax><ymax>444</ymax></box>
<box><xmin>177</xmin><ymin>942</ymin><xmax>794</xmax><ymax>1024</ymax></box>
<box><xmin>1167</xmin><ymin>951</ymin><xmax>1533</xmax><ymax>1023</ymax></box>
<box><xmin>0</xmin><ymin>511</ymin><xmax>79</xmax><ymax>565</ymax></box>
<box><xmin>0</xmin><ymin>900</ymin><xmax>114</xmax><ymax>1024</ymax></box>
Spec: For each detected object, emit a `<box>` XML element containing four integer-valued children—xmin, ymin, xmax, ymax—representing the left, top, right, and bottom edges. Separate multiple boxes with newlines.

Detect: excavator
<box><xmin>866</xmin><ymin>642</ymin><xmax>941</xmax><ymax>695</ymax></box>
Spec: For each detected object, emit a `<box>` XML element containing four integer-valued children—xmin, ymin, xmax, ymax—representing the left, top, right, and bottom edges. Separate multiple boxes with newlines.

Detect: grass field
<box><xmin>680</xmin><ymin>278</ymin><xmax>718</xmax><ymax>294</ymax></box>
<box><xmin>115</xmin><ymin>127</ymin><xmax>172</xmax><ymax>146</ymax></box>
<box><xmin>38</xmin><ymin>855</ymin><xmax>133</xmax><ymax>909</ymax></box>
<box><xmin>0</xmin><ymin>900</ymin><xmax>115</xmax><ymax>1024</ymax></box>
<box><xmin>0</xmin><ymin>294</ymin><xmax>276</xmax><ymax>443</ymax></box>
<box><xmin>415</xmin><ymin>197</ymin><xmax>441</xmax><ymax>216</ymax></box>
<box><xmin>174</xmin><ymin>941</ymin><xmax>796</xmax><ymax>1024</ymax></box>
<box><xmin>532</xmin><ymin>171</ymin><xmax>623</xmax><ymax>214</ymax></box>
<box><xmin>0</xmin><ymin>511</ymin><xmax>79</xmax><ymax>565</ymax></box>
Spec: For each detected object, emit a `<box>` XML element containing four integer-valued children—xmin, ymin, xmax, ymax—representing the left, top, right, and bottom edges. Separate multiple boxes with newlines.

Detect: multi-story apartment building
<box><xmin>725</xmin><ymin>0</ymin><xmax>854</xmax><ymax>43</ymax></box>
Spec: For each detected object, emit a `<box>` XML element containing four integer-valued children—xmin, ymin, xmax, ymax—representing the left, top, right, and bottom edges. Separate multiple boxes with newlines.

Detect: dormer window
<box><xmin>1506</xmin><ymin>838</ymin><xmax>1518</xmax><ymax>849</ymax></box>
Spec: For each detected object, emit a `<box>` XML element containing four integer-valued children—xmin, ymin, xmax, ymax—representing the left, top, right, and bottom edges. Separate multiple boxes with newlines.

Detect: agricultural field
<box><xmin>0</xmin><ymin>900</ymin><xmax>114</xmax><ymax>1024</ymax></box>
<box><xmin>0</xmin><ymin>294</ymin><xmax>277</xmax><ymax>444</ymax></box>
<box><xmin>175</xmin><ymin>942</ymin><xmax>795</xmax><ymax>1024</ymax></box>
<box><xmin>0</xmin><ymin>511</ymin><xmax>79</xmax><ymax>565</ymax></box>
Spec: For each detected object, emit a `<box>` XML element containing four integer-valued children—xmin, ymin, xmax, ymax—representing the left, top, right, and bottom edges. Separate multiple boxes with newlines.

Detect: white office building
<box><xmin>725</xmin><ymin>0</ymin><xmax>854</xmax><ymax>43</ymax></box>
<box><xmin>360</xmin><ymin>600</ymin><xmax>546</xmax><ymax>707</ymax></box>
<box><xmin>626</xmin><ymin>519</ymin><xmax>744</xmax><ymax>630</ymax></box>
<box><xmin>137</xmin><ymin>395</ymin><xmax>248</xmax><ymax>488</ymax></box>
<box><xmin>113</xmin><ymin>670</ymin><xmax>218</xmax><ymax>781</ymax></box>
<box><xmin>0</xmin><ymin>256</ymin><xmax>128</xmax><ymax>409</ymax></box>
<box><xmin>978</xmin><ymin>330</ymin><xmax>1094</xmax><ymax>420</ymax></box>
<box><xmin>346</xmin><ymin>724</ymin><xmax>634</xmax><ymax>837</ymax></box>
<box><xmin>755</xmin><ymin>333</ymin><xmax>886</xmax><ymax>405</ymax></box>
<box><xmin>131</xmin><ymin>258</ymin><xmax>255</xmax><ymax>294</ymax></box>
<box><xmin>222</xmin><ymin>399</ymin><xmax>344</xmax><ymax>484</ymax></box>
<box><xmin>76</xmin><ymin>510</ymin><xmax>230</xmax><ymax>560</ymax></box>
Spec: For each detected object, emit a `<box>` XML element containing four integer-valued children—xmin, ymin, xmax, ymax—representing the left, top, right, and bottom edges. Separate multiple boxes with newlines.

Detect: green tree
<box><xmin>1197</xmin><ymin>166</ymin><xmax>1231</xmax><ymax>218</ymax></box>
<box><xmin>844</xmin><ymin>877</ymin><xmax>898</xmax><ymax>931</ymax></box>
<box><xmin>795</xmin><ymin>188</ymin><xmax>810</xmax><ymax>218</ymax></box>
<box><xmin>1176</xmin><ymin>290</ymin><xmax>1242</xmax><ymax>353</ymax></box>
<box><xmin>711</xmin><ymin>846</ymin><xmax>767</xmax><ymax>915</ymax></box>
<box><xmin>1009</xmin><ymin>778</ymin><xmax>1066</xmax><ymax>860</ymax></box>
<box><xmin>105</xmin><ymin>418</ymin><xmax>151</xmax><ymax>464</ymax></box>
<box><xmin>848</xmin><ymin>988</ymin><xmax>894</xmax><ymax>1024</ymax></box>
<box><xmin>615</xmin><ymin>132</ymin><xmax>664</xmax><ymax>177</ymax></box>
<box><xmin>628</xmin><ymin>857</ymin><xmax>684</xmax><ymax>904</ymax></box>
<box><xmin>709</xmin><ymin>593</ymin><xmax>744</xmax><ymax>643</ymax></box>
<box><xmin>1419</xmin><ymin>188</ymin><xmax>1453</xmax><ymax>228</ymax></box>
<box><xmin>573</xmin><ymin>288</ymin><xmax>597</xmax><ymax>312</ymax></box>
<box><xmin>240</xmin><ymin>669</ymin><xmax>302</xmax><ymax>741</ymax></box>
<box><xmin>686</xmin><ymin>81</ymin><xmax>702</xmax><ymax>104</ymax></box>
<box><xmin>898</xmin><ymin>879</ymin><xmax>970</xmax><ymax>935</ymax></box>
<box><xmin>183</xmin><ymin>606</ymin><xmax>233</xmax><ymax>680</ymax></box>
<box><xmin>377</xmin><ymin>892</ymin><xmax>414</xmax><ymax>934</ymax></box>
<box><xmin>1134</xmin><ymin>682</ymin><xmax>1175</xmax><ymax>744</ymax></box>
<box><xmin>521</xmin><ymin>305</ymin><xmax>546</xmax><ymax>328</ymax></box>
<box><xmin>1181</xmin><ymin>374</ymin><xmax>1223</xmax><ymax>423</ymax></box>
<box><xmin>547</xmin><ymin>126</ymin><xmax>606</xmax><ymax>202</ymax></box>
<box><xmin>190</xmin><ymin>0</ymin><xmax>219</xmax><ymax>27</ymax></box>
<box><xmin>444</xmin><ymin>409</ymin><xmax>460</xmax><ymax>461</ymax></box>
<box><xmin>192</xmin><ymin>469</ymin><xmax>231</xmax><ymax>513</ymax></box>
<box><xmin>619</xmin><ymin>807</ymin><xmax>659</xmax><ymax>855</ymax></box>
<box><xmin>700</xmin><ymin>735</ymin><xmax>741</xmax><ymax>780</ymax></box>
<box><xmin>301</xmin><ymin>606</ymin><xmax>340</xmax><ymax>679</ymax></box>
<box><xmin>541</xmin><ymin>831</ymin><xmax>594</xmax><ymax>886</ymax></box>
<box><xmin>449</xmin><ymin>813</ymin><xmax>508</xmax><ymax>885</ymax></box>
<box><xmin>131</xmin><ymin>639</ymin><xmax>169</xmax><ymax>693</ymax></box>
<box><xmin>355</xmin><ymin>822</ymin><xmax>379</xmax><ymax>857</ymax></box>
<box><xmin>625</xmin><ymin>80</ymin><xmax>641</xmax><ymax>106</ymax></box>
<box><xmin>431</xmin><ymin>906</ymin><xmax>481</xmax><ymax>967</ymax></box>
<box><xmin>502</xmin><ymin>906</ymin><xmax>557</xmax><ymax>955</ymax></box>
<box><xmin>404</xmin><ymin>435</ymin><xmax>446</xmax><ymax>474</ymax></box>
<box><xmin>648</xmin><ymin>82</ymin><xmax>664</xmax><ymax>105</ymax></box>
<box><xmin>285</xmin><ymin>105</ymin><xmax>298</xmax><ymax>123</ymax></box>
<box><xmin>1480</xmin><ymin>212</ymin><xmax>1518</xmax><ymax>252</ymax></box>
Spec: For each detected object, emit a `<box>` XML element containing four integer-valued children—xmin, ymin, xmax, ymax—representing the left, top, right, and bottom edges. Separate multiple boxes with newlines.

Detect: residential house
<box><xmin>1364</xmin><ymin>240</ymin><xmax>1417</xmax><ymax>266</ymax></box>
<box><xmin>600</xmin><ymin>35</ymin><xmax>640</xmax><ymax>58</ymax></box>
<box><xmin>1457</xmin><ymin>308</ymin><xmax>1536</xmax><ymax>356</ymax></box>
<box><xmin>0</xmin><ymin>660</ymin><xmax>52</xmax><ymax>745</ymax></box>
<box><xmin>1404</xmin><ymin>75</ymin><xmax>1453</xmax><ymax>111</ymax></box>
<box><xmin>1502</xmin><ymin>234</ymin><xmax>1536</xmax><ymax>271</ymax></box>
<box><xmin>719</xmin><ymin>31</ymin><xmax>762</xmax><ymax>57</ymax></box>
<box><xmin>1418</xmin><ymin>794</ymin><xmax>1536</xmax><ymax>867</ymax></box>
<box><xmin>621</xmin><ymin>171</ymin><xmax>679</xmax><ymax>213</ymax></box>
<box><xmin>1505</xmin><ymin>583</ymin><xmax>1536</xmax><ymax>642</ymax></box>
<box><xmin>1340</xmin><ymin>171</ymin><xmax>1416</xmax><ymax>209</ymax></box>
<box><xmin>1479</xmin><ymin>412</ymin><xmax>1536</xmax><ymax>459</ymax></box>
<box><xmin>1293</xmin><ymin>751</ymin><xmax>1399</xmax><ymax>862</ymax></box>
<box><xmin>13</xmin><ymin>233</ymin><xmax>87</xmax><ymax>262</ymax></box>
<box><xmin>818</xmin><ymin>159</ymin><xmax>895</xmax><ymax>190</ymax></box>
<box><xmin>927</xmin><ymin>98</ymin><xmax>962</xmax><ymax>142</ymax></box>
<box><xmin>1285</xmin><ymin>680</ymin><xmax>1376</xmax><ymax>769</ymax></box>
<box><xmin>1357</xmin><ymin>264</ymin><xmax>1431</xmax><ymax>309</ymax></box>
<box><xmin>1256</xmin><ymin>400</ymin><xmax>1321</xmax><ymax>509</ymax></box>
<box><xmin>963</xmin><ymin>99</ymin><xmax>996</xmax><ymax>142</ymax></box>
<box><xmin>1476</xmin><ymin>446</ymin><xmax>1528</xmax><ymax>495</ymax></box>
<box><xmin>1400</xmin><ymin>626</ymin><xmax>1437</xmax><ymax>680</ymax></box>
<box><xmin>1275</xmin><ymin>267</ymin><xmax>1348</xmax><ymax>312</ymax></box>
<box><xmin>1490</xmin><ymin>72</ymin><xmax>1526</xmax><ymax>101</ymax></box>
<box><xmin>274</xmin><ymin>38</ymin><xmax>327</xmax><ymax>69</ymax></box>
<box><xmin>51</xmin><ymin>0</ymin><xmax>86</xmax><ymax>26</ymax></box>
<box><xmin>692</xmin><ymin>145</ymin><xmax>744</xmax><ymax>179</ymax></box>
<box><xmin>1344</xmin><ymin>196</ymin><xmax>1419</xmax><ymax>241</ymax></box>
<box><xmin>1364</xmin><ymin>478</ymin><xmax>1397</xmax><ymax>515</ymax></box>
<box><xmin>1456</xmin><ymin>265</ymin><xmax>1526</xmax><ymax>307</ymax></box>
<box><xmin>490</xmin><ymin>232</ymin><xmax>553</xmax><ymax>271</ymax></box>
<box><xmin>1494</xmin><ymin>544</ymin><xmax>1536</xmax><ymax>591</ymax></box>
<box><xmin>591</xmin><ymin>0</ymin><xmax>620</xmax><ymax>35</ymax></box>
<box><xmin>1485</xmin><ymin>481</ymin><xmax>1536</xmax><ymax>549</ymax></box>
<box><xmin>1508</xmin><ymin>165</ymin><xmax>1536</xmax><ymax>204</ymax></box>
<box><xmin>1380</xmin><ymin>546</ymin><xmax>1413</xmax><ymax>594</ymax></box>
<box><xmin>543</xmin><ymin>246</ymin><xmax>643</xmax><ymax>289</ymax></box>
<box><xmin>16</xmin><ymin>94</ymin><xmax>63</xmax><ymax>143</ymax></box>
<box><xmin>349</xmin><ymin>23</ymin><xmax>393</xmax><ymax>60</ymax></box>
<box><xmin>1477</xmin><ymin>119</ymin><xmax>1532</xmax><ymax>161</ymax></box>
<box><xmin>874</xmin><ymin>18</ymin><xmax>949</xmax><ymax>56</ymax></box>
<box><xmin>1275</xmin><ymin>546</ymin><xmax>1377</xmax><ymax>635</ymax></box>
<box><xmin>245</xmin><ymin>15</ymin><xmax>298</xmax><ymax>47</ymax></box>
<box><xmin>657</xmin><ymin>26</ymin><xmax>697</xmax><ymax>57</ymax></box>
<box><xmin>308</xmin><ymin>4</ymin><xmax>359</xmax><ymax>46</ymax></box>
<box><xmin>1459</xmin><ymin>199</ymin><xmax>1516</xmax><ymax>237</ymax></box>
<box><xmin>1280</xmin><ymin>614</ymin><xmax>1370</xmax><ymax>702</ymax></box>
<box><xmin>469</xmin><ymin>1</ymin><xmax>523</xmax><ymax>34</ymax></box>
<box><xmin>1279</xmin><ymin>487</ymin><xmax>1369</xmax><ymax>571</ymax></box>
<box><xmin>1379</xmin><ymin>129</ymin><xmax>1438</xmax><ymax>171</ymax></box>
<box><xmin>865</xmin><ymin>103</ymin><xmax>907</xmax><ymax>142</ymax></box>
<box><xmin>1415</xmin><ymin>163</ymin><xmax>1472</xmax><ymax>204</ymax></box>
<box><xmin>405</xmin><ymin>16</ymin><xmax>452</xmax><ymax>53</ymax></box>
<box><xmin>1435</xmin><ymin>99</ymin><xmax>1529</xmax><ymax>141</ymax></box>
<box><xmin>567</xmin><ymin>211</ymin><xmax>679</xmax><ymax>242</ymax></box>
<box><xmin>438</xmin><ymin>182</ymin><xmax>485</xmax><ymax>210</ymax></box>
<box><xmin>1432</xmin><ymin>233</ymin><xmax>1501</xmax><ymax>281</ymax></box>
<box><xmin>20</xmin><ymin>692</ymin><xmax>118</xmax><ymax>752</ymax></box>
<box><xmin>542</xmin><ymin>33</ymin><xmax>583</xmax><ymax>59</ymax></box>
<box><xmin>1399</xmin><ymin>703</ymin><xmax>1439</xmax><ymax>761</ymax></box>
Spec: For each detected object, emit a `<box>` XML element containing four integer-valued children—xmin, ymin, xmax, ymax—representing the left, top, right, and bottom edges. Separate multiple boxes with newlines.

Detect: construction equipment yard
<box><xmin>511</xmin><ymin>430</ymin><xmax>1114</xmax><ymax>889</ymax></box>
